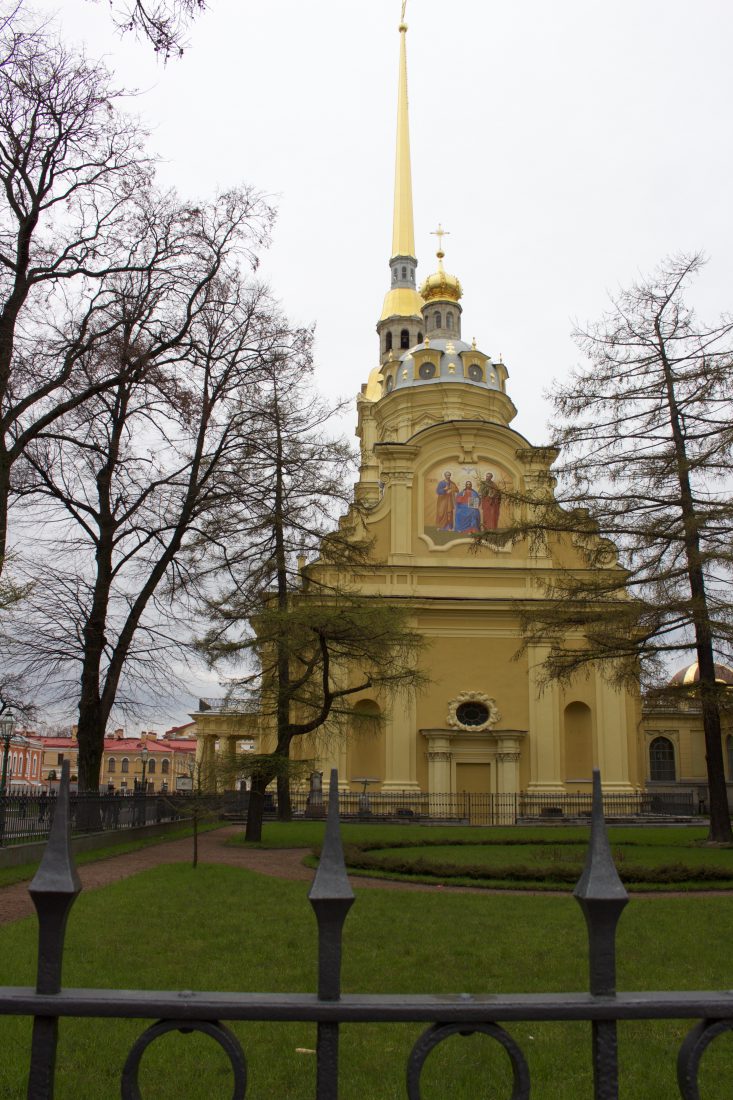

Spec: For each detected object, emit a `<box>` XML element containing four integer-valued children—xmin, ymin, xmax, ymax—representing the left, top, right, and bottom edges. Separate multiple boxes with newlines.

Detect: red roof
<box><xmin>41</xmin><ymin>735</ymin><xmax>194</xmax><ymax>753</ymax></box>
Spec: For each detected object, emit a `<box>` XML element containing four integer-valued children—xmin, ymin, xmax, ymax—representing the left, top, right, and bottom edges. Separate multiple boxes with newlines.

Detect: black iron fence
<box><xmin>223</xmin><ymin>787</ymin><xmax>697</xmax><ymax>825</ymax></box>
<box><xmin>0</xmin><ymin>790</ymin><xmax>193</xmax><ymax>847</ymax></box>
<box><xmin>0</xmin><ymin>761</ymin><xmax>730</xmax><ymax>1099</ymax></box>
<box><xmin>0</xmin><ymin>785</ymin><xmax>694</xmax><ymax>850</ymax></box>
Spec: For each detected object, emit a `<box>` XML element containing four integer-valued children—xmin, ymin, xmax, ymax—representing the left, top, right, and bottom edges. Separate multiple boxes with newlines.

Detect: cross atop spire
<box><xmin>430</xmin><ymin>223</ymin><xmax>450</xmax><ymax>262</ymax></box>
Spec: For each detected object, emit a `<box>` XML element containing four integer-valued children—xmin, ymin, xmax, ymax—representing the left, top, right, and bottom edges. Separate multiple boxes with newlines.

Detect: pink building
<box><xmin>2</xmin><ymin>732</ymin><xmax>44</xmax><ymax>790</ymax></box>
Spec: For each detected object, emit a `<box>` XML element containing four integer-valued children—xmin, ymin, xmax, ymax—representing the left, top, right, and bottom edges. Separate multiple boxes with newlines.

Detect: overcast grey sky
<box><xmin>31</xmin><ymin>0</ymin><xmax>733</xmax><ymax>727</ymax></box>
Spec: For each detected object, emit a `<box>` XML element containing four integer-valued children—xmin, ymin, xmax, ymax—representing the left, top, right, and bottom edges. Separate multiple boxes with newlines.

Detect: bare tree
<box><xmin>478</xmin><ymin>254</ymin><xmax>733</xmax><ymax>841</ymax></box>
<box><xmin>0</xmin><ymin>7</ymin><xmax>153</xmax><ymax>572</ymax></box>
<box><xmin>5</xmin><ymin>189</ymin><xmax>278</xmax><ymax>790</ymax></box>
<box><xmin>97</xmin><ymin>0</ymin><xmax>207</xmax><ymax>58</ymax></box>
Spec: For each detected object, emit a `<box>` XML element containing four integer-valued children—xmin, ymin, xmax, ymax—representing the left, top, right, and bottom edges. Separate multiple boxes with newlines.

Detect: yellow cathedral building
<box><xmin>194</xmin><ymin>13</ymin><xmax>644</xmax><ymax>802</ymax></box>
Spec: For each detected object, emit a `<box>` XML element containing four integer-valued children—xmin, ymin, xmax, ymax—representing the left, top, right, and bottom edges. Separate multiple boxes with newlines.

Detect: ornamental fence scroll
<box><xmin>1</xmin><ymin>761</ymin><xmax>731</xmax><ymax>1099</ymax></box>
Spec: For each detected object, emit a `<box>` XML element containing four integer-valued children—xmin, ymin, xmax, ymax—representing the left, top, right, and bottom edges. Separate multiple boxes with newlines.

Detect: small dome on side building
<box><xmin>669</xmin><ymin>661</ymin><xmax>733</xmax><ymax>686</ymax></box>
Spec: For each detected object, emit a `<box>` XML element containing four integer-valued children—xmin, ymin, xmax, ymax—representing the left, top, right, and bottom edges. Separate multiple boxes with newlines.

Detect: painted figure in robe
<box><xmin>454</xmin><ymin>481</ymin><xmax>481</xmax><ymax>533</ymax></box>
<box><xmin>435</xmin><ymin>471</ymin><xmax>459</xmax><ymax>529</ymax></box>
<box><xmin>480</xmin><ymin>472</ymin><xmax>501</xmax><ymax>530</ymax></box>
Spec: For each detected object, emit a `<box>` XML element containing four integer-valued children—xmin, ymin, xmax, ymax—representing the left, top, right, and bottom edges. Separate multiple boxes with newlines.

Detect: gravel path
<box><xmin>0</xmin><ymin>827</ymin><xmax>727</xmax><ymax>926</ymax></box>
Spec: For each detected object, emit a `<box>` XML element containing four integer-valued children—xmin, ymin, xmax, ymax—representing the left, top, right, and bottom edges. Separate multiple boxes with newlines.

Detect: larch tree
<box><xmin>477</xmin><ymin>254</ymin><xmax>733</xmax><ymax>842</ymax></box>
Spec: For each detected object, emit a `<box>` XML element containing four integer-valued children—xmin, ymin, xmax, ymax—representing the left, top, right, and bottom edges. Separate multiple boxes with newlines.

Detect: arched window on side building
<box><xmin>649</xmin><ymin>736</ymin><xmax>676</xmax><ymax>782</ymax></box>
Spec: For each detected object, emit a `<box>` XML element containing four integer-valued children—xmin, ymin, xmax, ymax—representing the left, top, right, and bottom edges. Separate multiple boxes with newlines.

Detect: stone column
<box><xmin>526</xmin><ymin>644</ymin><xmax>565</xmax><ymax>793</ymax></box>
<box><xmin>494</xmin><ymin>733</ymin><xmax>525</xmax><ymax>795</ymax></box>
<box><xmin>594</xmin><ymin>675</ymin><xmax>635</xmax><ymax>791</ymax></box>
<box><xmin>422</xmin><ymin>732</ymin><xmax>453</xmax><ymax>792</ymax></box>
<box><xmin>354</xmin><ymin>397</ymin><xmax>381</xmax><ymax>505</ymax></box>
<box><xmin>223</xmin><ymin>736</ymin><xmax>237</xmax><ymax>788</ymax></box>
<box><xmin>383</xmin><ymin>689</ymin><xmax>420</xmax><ymax>792</ymax></box>
<box><xmin>389</xmin><ymin>470</ymin><xmax>413</xmax><ymax>561</ymax></box>
<box><xmin>201</xmin><ymin>735</ymin><xmax>217</xmax><ymax>791</ymax></box>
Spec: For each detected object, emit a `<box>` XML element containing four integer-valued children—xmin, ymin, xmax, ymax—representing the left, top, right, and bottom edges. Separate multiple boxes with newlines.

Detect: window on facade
<box><xmin>385</xmin><ymin>331</ymin><xmax>393</xmax><ymax>353</ymax></box>
<box><xmin>148</xmin><ymin>758</ymin><xmax>156</xmax><ymax>774</ymax></box>
<box><xmin>649</xmin><ymin>737</ymin><xmax>676</xmax><ymax>782</ymax></box>
<box><xmin>434</xmin><ymin>311</ymin><xmax>441</xmax><ymax>329</ymax></box>
<box><xmin>32</xmin><ymin>756</ymin><xmax>37</xmax><ymax>776</ymax></box>
<box><xmin>417</xmin><ymin>331</ymin><xmax>423</xmax><ymax>343</ymax></box>
<box><xmin>446</xmin><ymin>312</ymin><xmax>453</xmax><ymax>330</ymax></box>
<box><xmin>400</xmin><ymin>328</ymin><xmax>410</xmax><ymax>349</ymax></box>
<box><xmin>455</xmin><ymin>702</ymin><xmax>490</xmax><ymax>727</ymax></box>
<box><xmin>161</xmin><ymin>759</ymin><xmax>170</xmax><ymax>775</ymax></box>
<box><xmin>108</xmin><ymin>758</ymin><xmax>116</xmax><ymax>772</ymax></box>
<box><xmin>57</xmin><ymin>753</ymin><xmax>64</xmax><ymax>765</ymax></box>
<box><xmin>121</xmin><ymin>757</ymin><xmax>129</xmax><ymax>774</ymax></box>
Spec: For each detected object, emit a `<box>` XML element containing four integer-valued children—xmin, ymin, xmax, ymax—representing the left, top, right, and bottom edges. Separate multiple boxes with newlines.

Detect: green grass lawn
<box><xmin>0</xmin><ymin>860</ymin><xmax>731</xmax><ymax>1098</ymax></box>
<box><xmin>0</xmin><ymin>819</ymin><xmax>223</xmax><ymax>889</ymax></box>
<box><xmin>229</xmin><ymin>821</ymin><xmax>733</xmax><ymax>890</ymax></box>
<box><xmin>226</xmin><ymin>820</ymin><xmax>713</xmax><ymax>849</ymax></box>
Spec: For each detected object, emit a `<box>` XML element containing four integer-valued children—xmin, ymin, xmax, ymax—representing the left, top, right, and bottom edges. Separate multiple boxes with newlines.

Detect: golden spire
<box><xmin>391</xmin><ymin>5</ymin><xmax>415</xmax><ymax>259</ymax></box>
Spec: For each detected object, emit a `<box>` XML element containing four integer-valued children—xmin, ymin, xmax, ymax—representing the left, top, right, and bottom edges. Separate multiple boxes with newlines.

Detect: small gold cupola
<box><xmin>419</xmin><ymin>226</ymin><xmax>463</xmax><ymax>340</ymax></box>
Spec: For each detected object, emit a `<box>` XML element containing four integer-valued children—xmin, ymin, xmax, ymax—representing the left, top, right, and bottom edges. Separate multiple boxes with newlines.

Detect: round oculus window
<box><xmin>455</xmin><ymin>701</ymin><xmax>490</xmax><ymax>727</ymax></box>
<box><xmin>419</xmin><ymin>361</ymin><xmax>437</xmax><ymax>380</ymax></box>
<box><xmin>468</xmin><ymin>363</ymin><xmax>484</xmax><ymax>382</ymax></box>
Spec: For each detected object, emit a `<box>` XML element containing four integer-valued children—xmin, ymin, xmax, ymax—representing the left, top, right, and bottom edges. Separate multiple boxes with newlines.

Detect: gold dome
<box><xmin>419</xmin><ymin>248</ymin><xmax>462</xmax><ymax>303</ymax></box>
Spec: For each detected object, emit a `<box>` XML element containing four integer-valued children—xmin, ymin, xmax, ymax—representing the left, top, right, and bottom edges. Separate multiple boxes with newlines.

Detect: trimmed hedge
<box><xmin>337</xmin><ymin>842</ymin><xmax>733</xmax><ymax>886</ymax></box>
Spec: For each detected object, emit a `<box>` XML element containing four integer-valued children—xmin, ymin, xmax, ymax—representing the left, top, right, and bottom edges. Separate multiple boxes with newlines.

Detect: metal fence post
<box><xmin>308</xmin><ymin>769</ymin><xmax>355</xmax><ymax>1099</ymax></box>
<box><xmin>573</xmin><ymin>769</ymin><xmax>629</xmax><ymax>1100</ymax></box>
<box><xmin>27</xmin><ymin>761</ymin><xmax>81</xmax><ymax>1099</ymax></box>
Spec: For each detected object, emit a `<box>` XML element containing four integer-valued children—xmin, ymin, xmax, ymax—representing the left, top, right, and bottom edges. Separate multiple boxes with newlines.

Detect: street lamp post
<box><xmin>0</xmin><ymin>710</ymin><xmax>16</xmax><ymax>846</ymax></box>
<box><xmin>0</xmin><ymin>710</ymin><xmax>15</xmax><ymax>795</ymax></box>
<box><xmin>141</xmin><ymin>746</ymin><xmax>149</xmax><ymax>793</ymax></box>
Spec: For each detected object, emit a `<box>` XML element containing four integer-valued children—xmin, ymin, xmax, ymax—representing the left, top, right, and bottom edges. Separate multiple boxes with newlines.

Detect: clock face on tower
<box><xmin>418</xmin><ymin>361</ymin><xmax>436</xmax><ymax>380</ymax></box>
<box><xmin>468</xmin><ymin>363</ymin><xmax>484</xmax><ymax>382</ymax></box>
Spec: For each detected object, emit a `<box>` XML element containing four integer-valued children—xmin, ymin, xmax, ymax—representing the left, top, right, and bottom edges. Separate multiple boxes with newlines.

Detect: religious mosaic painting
<box><xmin>423</xmin><ymin>459</ymin><xmax>510</xmax><ymax>547</ymax></box>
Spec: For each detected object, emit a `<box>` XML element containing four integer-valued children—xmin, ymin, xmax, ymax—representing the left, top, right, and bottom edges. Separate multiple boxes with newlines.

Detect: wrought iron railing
<box><xmin>0</xmin><ymin>790</ymin><xmax>192</xmax><ymax>847</ymax></box>
<box><xmin>222</xmin><ymin>786</ymin><xmax>697</xmax><ymax>825</ymax></box>
<box><xmin>0</xmin><ymin>761</ymin><xmax>730</xmax><ymax>1098</ymax></box>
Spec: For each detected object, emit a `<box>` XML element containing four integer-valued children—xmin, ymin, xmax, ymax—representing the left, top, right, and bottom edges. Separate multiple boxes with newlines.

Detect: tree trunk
<box><xmin>0</xmin><ymin>449</ymin><xmax>9</xmax><ymax>575</ymax></box>
<box><xmin>76</xmin><ymin>702</ymin><xmax>106</xmax><ymax>793</ymax></box>
<box><xmin>658</xmin><ymin>326</ymin><xmax>732</xmax><ymax>843</ymax></box>
<box><xmin>274</xmin><ymin>739</ymin><xmax>290</xmax><ymax>818</ymax></box>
